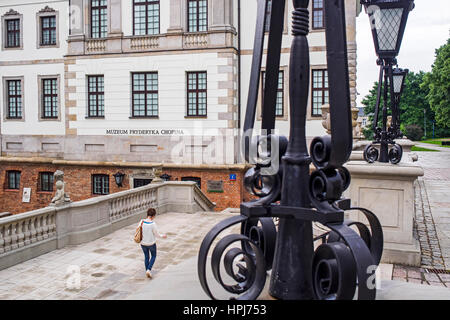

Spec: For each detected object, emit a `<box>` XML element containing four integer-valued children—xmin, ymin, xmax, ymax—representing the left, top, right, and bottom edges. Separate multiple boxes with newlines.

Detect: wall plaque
<box><xmin>207</xmin><ymin>180</ymin><xmax>224</xmax><ymax>193</ymax></box>
<box><xmin>22</xmin><ymin>188</ymin><xmax>31</xmax><ymax>203</ymax></box>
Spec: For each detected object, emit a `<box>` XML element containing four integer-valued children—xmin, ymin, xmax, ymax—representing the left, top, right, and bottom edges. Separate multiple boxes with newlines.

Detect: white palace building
<box><xmin>0</xmin><ymin>0</ymin><xmax>361</xmax><ymax>213</ymax></box>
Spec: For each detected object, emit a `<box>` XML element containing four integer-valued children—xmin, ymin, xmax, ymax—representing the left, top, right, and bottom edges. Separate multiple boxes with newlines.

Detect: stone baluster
<box><xmin>30</xmin><ymin>217</ymin><xmax>37</xmax><ymax>244</ymax></box>
<box><xmin>17</xmin><ymin>221</ymin><xmax>25</xmax><ymax>248</ymax></box>
<box><xmin>10</xmin><ymin>222</ymin><xmax>19</xmax><ymax>250</ymax></box>
<box><xmin>4</xmin><ymin>224</ymin><xmax>12</xmax><ymax>252</ymax></box>
<box><xmin>42</xmin><ymin>214</ymin><xmax>50</xmax><ymax>240</ymax></box>
<box><xmin>36</xmin><ymin>216</ymin><xmax>43</xmax><ymax>242</ymax></box>
<box><xmin>0</xmin><ymin>225</ymin><xmax>5</xmax><ymax>254</ymax></box>
<box><xmin>23</xmin><ymin>219</ymin><xmax>31</xmax><ymax>246</ymax></box>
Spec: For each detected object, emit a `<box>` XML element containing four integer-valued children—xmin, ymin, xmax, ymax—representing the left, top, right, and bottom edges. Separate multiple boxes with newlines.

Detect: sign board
<box><xmin>22</xmin><ymin>188</ymin><xmax>31</xmax><ymax>203</ymax></box>
<box><xmin>229</xmin><ymin>174</ymin><xmax>237</xmax><ymax>181</ymax></box>
<box><xmin>207</xmin><ymin>180</ymin><xmax>224</xmax><ymax>193</ymax></box>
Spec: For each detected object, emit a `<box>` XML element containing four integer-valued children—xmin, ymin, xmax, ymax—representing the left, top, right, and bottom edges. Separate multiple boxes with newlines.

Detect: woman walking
<box><xmin>138</xmin><ymin>208</ymin><xmax>167</xmax><ymax>278</ymax></box>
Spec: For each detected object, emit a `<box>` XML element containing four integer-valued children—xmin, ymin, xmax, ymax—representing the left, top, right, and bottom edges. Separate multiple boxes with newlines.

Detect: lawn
<box><xmin>420</xmin><ymin>138</ymin><xmax>450</xmax><ymax>148</ymax></box>
<box><xmin>412</xmin><ymin>146</ymin><xmax>440</xmax><ymax>152</ymax></box>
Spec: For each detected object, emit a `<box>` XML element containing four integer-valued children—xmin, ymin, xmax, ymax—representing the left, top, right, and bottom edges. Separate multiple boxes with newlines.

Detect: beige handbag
<box><xmin>134</xmin><ymin>221</ymin><xmax>143</xmax><ymax>243</ymax></box>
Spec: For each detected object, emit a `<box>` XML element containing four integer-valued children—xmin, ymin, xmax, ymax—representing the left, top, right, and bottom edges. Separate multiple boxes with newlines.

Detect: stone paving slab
<box><xmin>128</xmin><ymin>256</ymin><xmax>450</xmax><ymax>300</ymax></box>
<box><xmin>0</xmin><ymin>211</ymin><xmax>235</xmax><ymax>300</ymax></box>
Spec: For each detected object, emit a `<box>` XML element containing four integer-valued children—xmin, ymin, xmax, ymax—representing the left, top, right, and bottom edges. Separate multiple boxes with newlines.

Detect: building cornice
<box><xmin>0</xmin><ymin>157</ymin><xmax>252</xmax><ymax>171</ymax></box>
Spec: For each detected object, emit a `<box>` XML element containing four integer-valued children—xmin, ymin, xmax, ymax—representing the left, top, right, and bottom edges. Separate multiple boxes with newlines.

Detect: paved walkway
<box><xmin>0</xmin><ymin>211</ymin><xmax>237</xmax><ymax>300</ymax></box>
<box><xmin>0</xmin><ymin>146</ymin><xmax>449</xmax><ymax>299</ymax></box>
<box><xmin>392</xmin><ymin>146</ymin><xmax>450</xmax><ymax>286</ymax></box>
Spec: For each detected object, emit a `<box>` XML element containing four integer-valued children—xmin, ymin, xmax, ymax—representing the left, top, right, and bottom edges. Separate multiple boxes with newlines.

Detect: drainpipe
<box><xmin>237</xmin><ymin>0</ymin><xmax>242</xmax><ymax>163</ymax></box>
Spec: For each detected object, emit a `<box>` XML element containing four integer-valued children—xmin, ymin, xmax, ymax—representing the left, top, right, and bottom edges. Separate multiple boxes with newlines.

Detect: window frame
<box><xmin>91</xmin><ymin>0</ymin><xmax>108</xmax><ymax>39</ymax></box>
<box><xmin>133</xmin><ymin>0</ymin><xmax>161</xmax><ymax>36</ymax></box>
<box><xmin>2</xmin><ymin>10</ymin><xmax>23</xmax><ymax>51</ymax></box>
<box><xmin>40</xmin><ymin>16</ymin><xmax>57</xmax><ymax>46</ymax></box>
<box><xmin>92</xmin><ymin>174</ymin><xmax>110</xmax><ymax>195</ymax></box>
<box><xmin>36</xmin><ymin>7</ymin><xmax>59</xmax><ymax>49</ymax></box>
<box><xmin>181</xmin><ymin>177</ymin><xmax>201</xmax><ymax>188</ymax></box>
<box><xmin>186</xmin><ymin>71</ymin><xmax>207</xmax><ymax>118</ymax></box>
<box><xmin>312</xmin><ymin>0</ymin><xmax>325</xmax><ymax>30</ymax></box>
<box><xmin>131</xmin><ymin>72</ymin><xmax>159</xmax><ymax>118</ymax></box>
<box><xmin>5</xmin><ymin>78</ymin><xmax>23</xmax><ymax>120</ymax></box>
<box><xmin>311</xmin><ymin>69</ymin><xmax>329</xmax><ymax>117</ymax></box>
<box><xmin>87</xmin><ymin>75</ymin><xmax>105</xmax><ymax>118</ymax></box>
<box><xmin>6</xmin><ymin>171</ymin><xmax>21</xmax><ymax>190</ymax></box>
<box><xmin>39</xmin><ymin>172</ymin><xmax>54</xmax><ymax>192</ymax></box>
<box><xmin>187</xmin><ymin>0</ymin><xmax>208</xmax><ymax>33</ymax></box>
<box><xmin>38</xmin><ymin>75</ymin><xmax>61</xmax><ymax>121</ymax></box>
<box><xmin>261</xmin><ymin>70</ymin><xmax>285</xmax><ymax>118</ymax></box>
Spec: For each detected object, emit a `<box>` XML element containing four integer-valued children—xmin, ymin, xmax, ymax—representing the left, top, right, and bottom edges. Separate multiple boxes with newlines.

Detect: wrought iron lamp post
<box><xmin>361</xmin><ymin>0</ymin><xmax>415</xmax><ymax>164</ymax></box>
<box><xmin>198</xmin><ymin>0</ymin><xmax>383</xmax><ymax>300</ymax></box>
<box><xmin>391</xmin><ymin>67</ymin><xmax>409</xmax><ymax>139</ymax></box>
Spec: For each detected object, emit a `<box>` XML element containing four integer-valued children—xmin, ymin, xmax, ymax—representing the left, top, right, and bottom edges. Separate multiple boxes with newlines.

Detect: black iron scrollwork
<box><xmin>198</xmin><ymin>0</ymin><xmax>384</xmax><ymax>301</ymax></box>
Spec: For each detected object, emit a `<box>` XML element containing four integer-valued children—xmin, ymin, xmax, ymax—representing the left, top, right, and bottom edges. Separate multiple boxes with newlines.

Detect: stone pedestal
<box><xmin>344</xmin><ymin>161</ymin><xmax>424</xmax><ymax>266</ymax></box>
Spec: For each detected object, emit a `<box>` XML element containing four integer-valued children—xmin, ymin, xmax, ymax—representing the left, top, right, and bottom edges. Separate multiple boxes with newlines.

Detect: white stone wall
<box><xmin>68</xmin><ymin>52</ymin><xmax>232</xmax><ymax>136</ymax></box>
<box><xmin>0</xmin><ymin>0</ymin><xmax>68</xmax><ymax>136</ymax></box>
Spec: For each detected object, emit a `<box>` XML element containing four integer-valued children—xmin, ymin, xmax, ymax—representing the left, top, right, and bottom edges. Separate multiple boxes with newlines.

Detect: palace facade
<box><xmin>0</xmin><ymin>0</ymin><xmax>361</xmax><ymax>213</ymax></box>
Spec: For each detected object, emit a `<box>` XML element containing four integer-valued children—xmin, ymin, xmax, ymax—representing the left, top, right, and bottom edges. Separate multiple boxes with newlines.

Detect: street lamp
<box><xmin>361</xmin><ymin>0</ymin><xmax>415</xmax><ymax>59</ymax></box>
<box><xmin>391</xmin><ymin>67</ymin><xmax>409</xmax><ymax>139</ymax></box>
<box><xmin>361</xmin><ymin>0</ymin><xmax>414</xmax><ymax>164</ymax></box>
<box><xmin>113</xmin><ymin>172</ymin><xmax>125</xmax><ymax>187</ymax></box>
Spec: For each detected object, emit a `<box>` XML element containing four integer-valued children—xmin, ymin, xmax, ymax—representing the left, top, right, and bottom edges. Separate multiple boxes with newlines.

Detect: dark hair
<box><xmin>147</xmin><ymin>208</ymin><xmax>156</xmax><ymax>217</ymax></box>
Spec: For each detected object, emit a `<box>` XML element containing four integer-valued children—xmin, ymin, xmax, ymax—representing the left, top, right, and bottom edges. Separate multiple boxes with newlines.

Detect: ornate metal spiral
<box><xmin>244</xmin><ymin>167</ymin><xmax>281</xmax><ymax>204</ymax></box>
<box><xmin>198</xmin><ymin>216</ymin><xmax>268</xmax><ymax>300</ymax></box>
<box><xmin>309</xmin><ymin>168</ymin><xmax>346</xmax><ymax>203</ymax></box>
<box><xmin>389</xmin><ymin>144</ymin><xmax>403</xmax><ymax>165</ymax></box>
<box><xmin>312</xmin><ymin>242</ymin><xmax>357</xmax><ymax>300</ymax></box>
<box><xmin>364</xmin><ymin>144</ymin><xmax>379</xmax><ymax>163</ymax></box>
<box><xmin>310</xmin><ymin>136</ymin><xmax>332</xmax><ymax>169</ymax></box>
<box><xmin>319</xmin><ymin>207</ymin><xmax>384</xmax><ymax>266</ymax></box>
<box><xmin>241</xmin><ymin>218</ymin><xmax>277</xmax><ymax>270</ymax></box>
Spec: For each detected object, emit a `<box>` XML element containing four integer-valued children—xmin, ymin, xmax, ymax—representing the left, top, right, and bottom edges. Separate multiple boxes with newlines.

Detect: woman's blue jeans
<box><xmin>141</xmin><ymin>244</ymin><xmax>157</xmax><ymax>271</ymax></box>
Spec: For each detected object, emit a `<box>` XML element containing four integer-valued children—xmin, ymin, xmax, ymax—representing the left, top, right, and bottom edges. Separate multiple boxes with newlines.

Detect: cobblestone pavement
<box><xmin>0</xmin><ymin>211</ymin><xmax>238</xmax><ymax>300</ymax></box>
<box><xmin>393</xmin><ymin>147</ymin><xmax>450</xmax><ymax>287</ymax></box>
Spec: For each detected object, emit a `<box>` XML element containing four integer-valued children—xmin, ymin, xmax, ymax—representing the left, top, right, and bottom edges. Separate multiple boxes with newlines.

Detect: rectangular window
<box><xmin>265</xmin><ymin>0</ymin><xmax>272</xmax><ymax>32</ymax></box>
<box><xmin>133</xmin><ymin>0</ymin><xmax>160</xmax><ymax>35</ymax></box>
<box><xmin>91</xmin><ymin>0</ymin><xmax>108</xmax><ymax>38</ymax></box>
<box><xmin>6</xmin><ymin>19</ymin><xmax>20</xmax><ymax>48</ymax></box>
<box><xmin>40</xmin><ymin>16</ymin><xmax>56</xmax><ymax>45</ymax></box>
<box><xmin>181</xmin><ymin>177</ymin><xmax>201</xmax><ymax>188</ymax></box>
<box><xmin>6</xmin><ymin>80</ymin><xmax>22</xmax><ymax>119</ymax></box>
<box><xmin>6</xmin><ymin>171</ymin><xmax>21</xmax><ymax>190</ymax></box>
<box><xmin>187</xmin><ymin>72</ymin><xmax>207</xmax><ymax>117</ymax></box>
<box><xmin>262</xmin><ymin>70</ymin><xmax>284</xmax><ymax>117</ymax></box>
<box><xmin>42</xmin><ymin>78</ymin><xmax>58</xmax><ymax>119</ymax></box>
<box><xmin>312</xmin><ymin>0</ymin><xmax>325</xmax><ymax>29</ymax></box>
<box><xmin>188</xmin><ymin>0</ymin><xmax>207</xmax><ymax>32</ymax></box>
<box><xmin>92</xmin><ymin>174</ymin><xmax>109</xmax><ymax>195</ymax></box>
<box><xmin>133</xmin><ymin>179</ymin><xmax>152</xmax><ymax>188</ymax></box>
<box><xmin>132</xmin><ymin>72</ymin><xmax>158</xmax><ymax>117</ymax></box>
<box><xmin>312</xmin><ymin>69</ymin><xmax>329</xmax><ymax>117</ymax></box>
<box><xmin>39</xmin><ymin>172</ymin><xmax>54</xmax><ymax>192</ymax></box>
<box><xmin>88</xmin><ymin>76</ymin><xmax>105</xmax><ymax>117</ymax></box>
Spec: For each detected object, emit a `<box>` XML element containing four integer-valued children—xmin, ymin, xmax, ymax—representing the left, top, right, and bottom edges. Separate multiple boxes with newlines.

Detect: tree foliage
<box><xmin>422</xmin><ymin>38</ymin><xmax>450</xmax><ymax>129</ymax></box>
<box><xmin>361</xmin><ymin>39</ymin><xmax>450</xmax><ymax>140</ymax></box>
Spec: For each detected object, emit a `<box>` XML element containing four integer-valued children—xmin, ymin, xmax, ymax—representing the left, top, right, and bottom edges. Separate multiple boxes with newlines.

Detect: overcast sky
<box><xmin>356</xmin><ymin>0</ymin><xmax>450</xmax><ymax>107</ymax></box>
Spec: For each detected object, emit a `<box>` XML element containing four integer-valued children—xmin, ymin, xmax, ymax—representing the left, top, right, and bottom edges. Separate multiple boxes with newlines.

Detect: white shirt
<box><xmin>139</xmin><ymin>220</ymin><xmax>162</xmax><ymax>246</ymax></box>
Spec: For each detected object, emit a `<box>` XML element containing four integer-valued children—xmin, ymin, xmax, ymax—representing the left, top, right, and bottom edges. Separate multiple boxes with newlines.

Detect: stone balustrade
<box><xmin>183</xmin><ymin>33</ymin><xmax>208</xmax><ymax>48</ymax></box>
<box><xmin>85</xmin><ymin>39</ymin><xmax>107</xmax><ymax>53</ymax></box>
<box><xmin>130</xmin><ymin>36</ymin><xmax>160</xmax><ymax>50</ymax></box>
<box><xmin>0</xmin><ymin>182</ymin><xmax>214</xmax><ymax>271</ymax></box>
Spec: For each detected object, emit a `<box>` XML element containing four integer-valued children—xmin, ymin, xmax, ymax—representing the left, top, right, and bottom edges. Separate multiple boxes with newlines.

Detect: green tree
<box><xmin>361</xmin><ymin>70</ymin><xmax>449</xmax><ymax>139</ymax></box>
<box><xmin>422</xmin><ymin>38</ymin><xmax>450</xmax><ymax>129</ymax></box>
